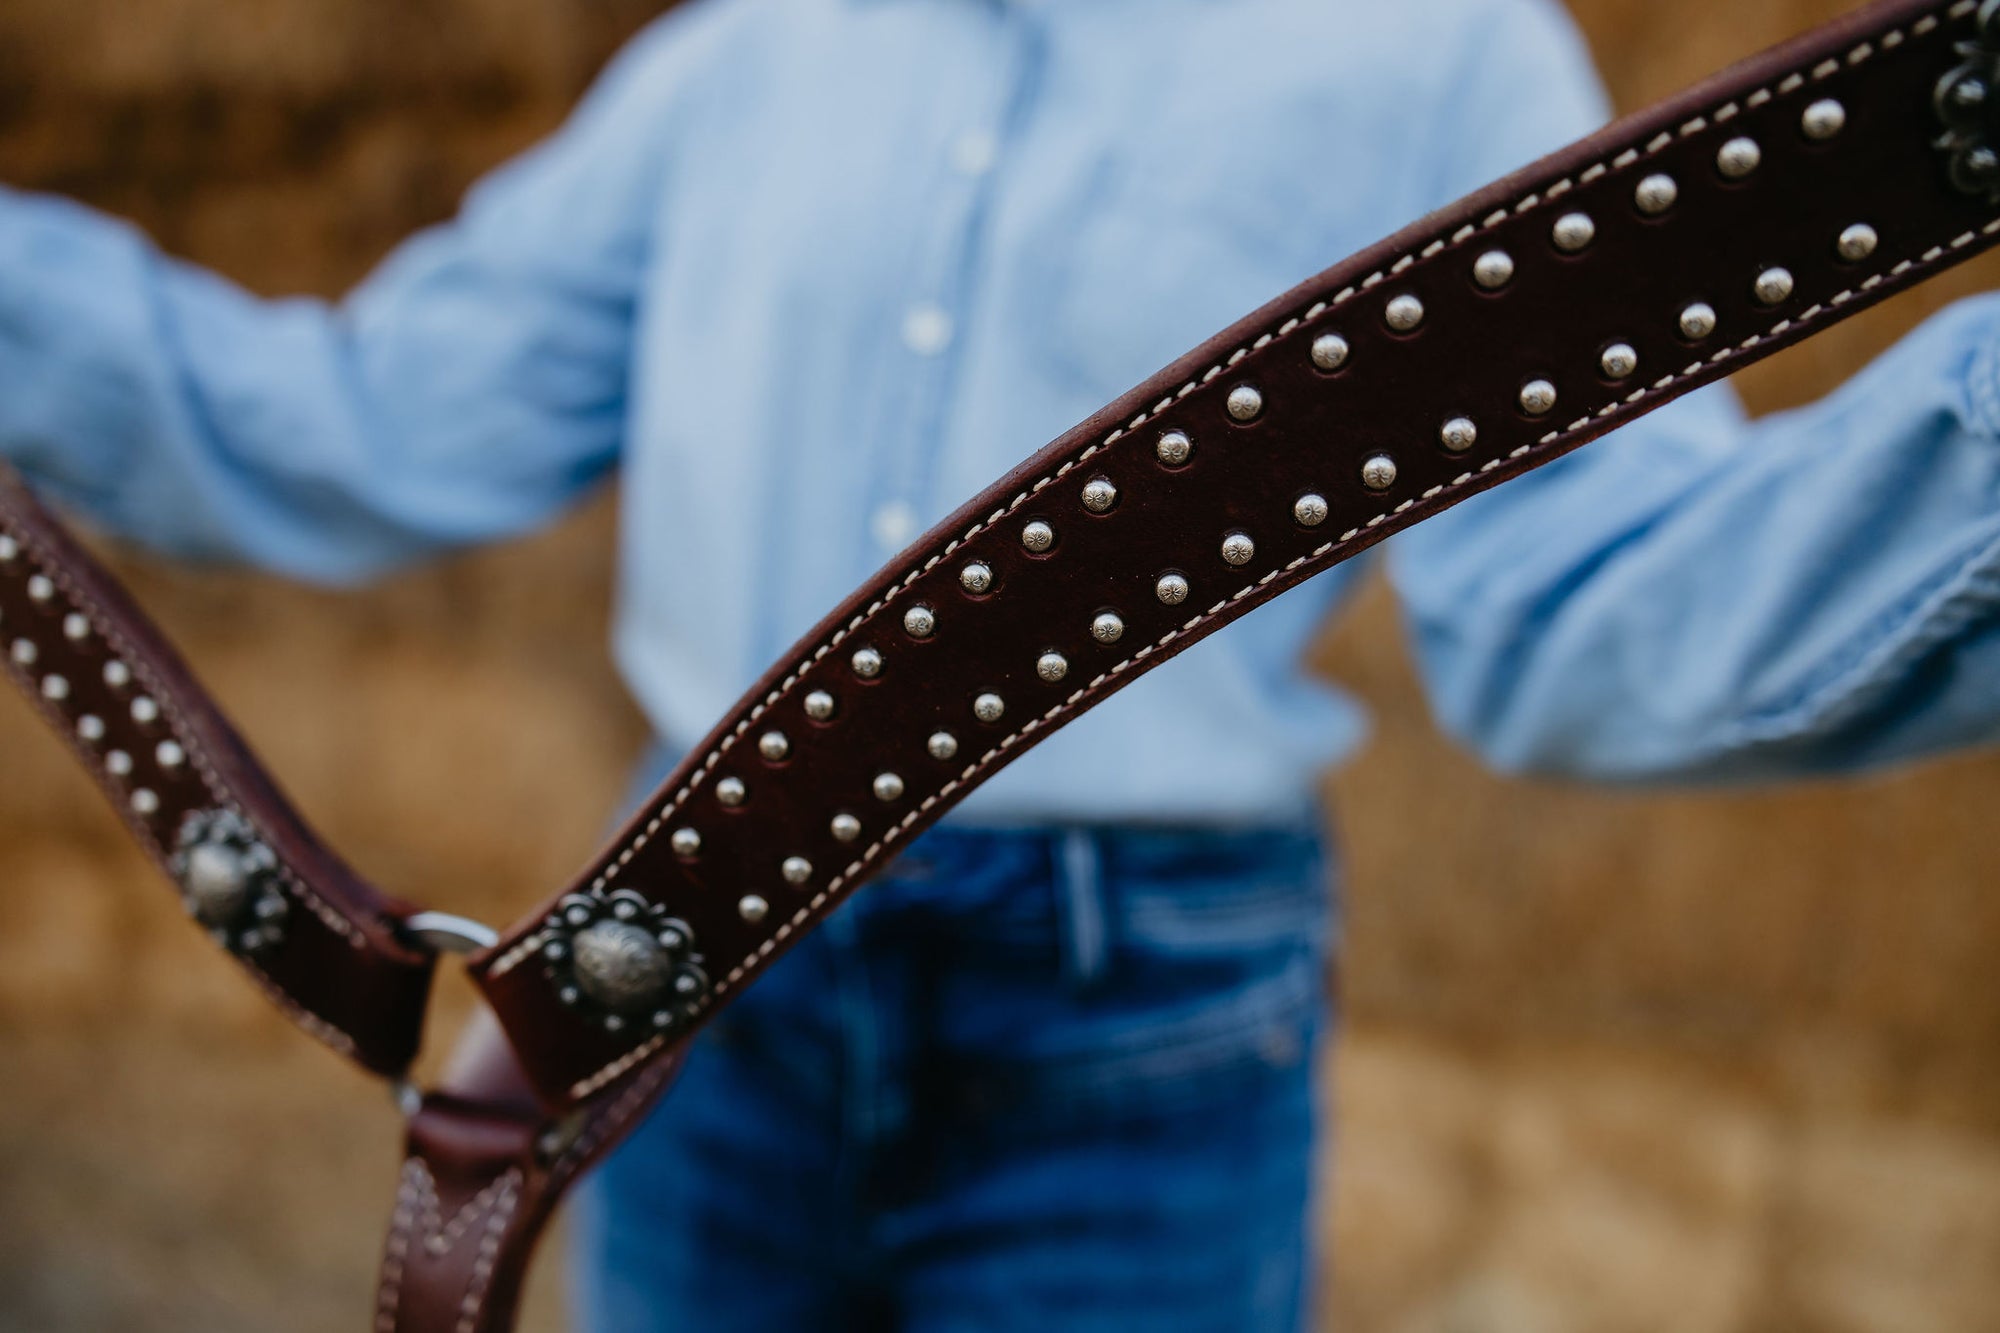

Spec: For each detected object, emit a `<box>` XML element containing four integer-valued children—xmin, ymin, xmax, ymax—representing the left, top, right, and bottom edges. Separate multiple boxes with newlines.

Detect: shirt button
<box><xmin>902</xmin><ymin>304</ymin><xmax>955</xmax><ymax>357</ymax></box>
<box><xmin>871</xmin><ymin>500</ymin><xmax>920</xmax><ymax>551</ymax></box>
<box><xmin>950</xmin><ymin>130</ymin><xmax>998</xmax><ymax>177</ymax></box>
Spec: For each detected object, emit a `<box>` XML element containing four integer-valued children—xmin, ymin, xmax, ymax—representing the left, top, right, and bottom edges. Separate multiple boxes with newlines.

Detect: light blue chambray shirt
<box><xmin>5</xmin><ymin>0</ymin><xmax>2000</xmax><ymax>822</ymax></box>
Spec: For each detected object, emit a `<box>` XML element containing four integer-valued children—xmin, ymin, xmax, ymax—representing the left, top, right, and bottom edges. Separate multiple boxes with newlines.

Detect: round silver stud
<box><xmin>973</xmin><ymin>692</ymin><xmax>1006</xmax><ymax>723</ymax></box>
<box><xmin>77</xmin><ymin>715</ymin><xmax>105</xmax><ymax>744</ymax></box>
<box><xmin>1310</xmin><ymin>334</ymin><xmax>1350</xmax><ymax>372</ymax></box>
<box><xmin>1836</xmin><ymin>223</ymin><xmax>1879</xmax><ymax>263</ymax></box>
<box><xmin>62</xmin><ymin>613</ymin><xmax>88</xmax><ymax>642</ymax></box>
<box><xmin>1036</xmin><ymin>651</ymin><xmax>1070</xmax><ymax>683</ymax></box>
<box><xmin>106</xmin><ymin>750</ymin><xmax>133</xmax><ymax>777</ymax></box>
<box><xmin>851</xmin><ymin>647</ymin><xmax>883</xmax><ymax>679</ymax></box>
<box><xmin>1156</xmin><ymin>429</ymin><xmax>1193</xmax><ymax>466</ymax></box>
<box><xmin>1384</xmin><ymin>294</ymin><xmax>1425</xmax><ymax>332</ymax></box>
<box><xmin>1294</xmin><ymin>494</ymin><xmax>1329</xmax><ymax>527</ymax></box>
<box><xmin>831</xmin><ymin>813</ymin><xmax>862</xmax><ymax>842</ymax></box>
<box><xmin>959</xmin><ymin>562</ymin><xmax>994</xmax><ymax>594</ymax></box>
<box><xmin>670</xmin><ymin>827</ymin><xmax>702</xmax><ymax>857</ymax></box>
<box><xmin>873</xmin><ymin>771</ymin><xmax>906</xmax><ymax>802</ymax></box>
<box><xmin>758</xmin><ymin>730</ymin><xmax>791</xmax><ymax>762</ymax></box>
<box><xmin>1361</xmin><ymin>455</ymin><xmax>1398</xmax><ymax>492</ymax></box>
<box><xmin>1473</xmin><ymin>250</ymin><xmax>1515</xmax><ymax>291</ymax></box>
<box><xmin>131</xmin><ymin>788</ymin><xmax>160</xmax><ymax>816</ymax></box>
<box><xmin>804</xmin><ymin>689</ymin><xmax>837</xmax><ymax>721</ymax></box>
<box><xmin>131</xmin><ymin>696</ymin><xmax>159</xmax><ymax>726</ymax></box>
<box><xmin>1519</xmin><ymin>380</ymin><xmax>1558</xmax><ymax>416</ymax></box>
<box><xmin>1440</xmin><ymin>417</ymin><xmax>1478</xmax><ymax>453</ymax></box>
<box><xmin>0</xmin><ymin>535</ymin><xmax>15</xmax><ymax>563</ymax></box>
<box><xmin>781</xmin><ymin>856</ymin><xmax>813</xmax><ymax>886</ymax></box>
<box><xmin>156</xmin><ymin>740</ymin><xmax>184</xmax><ymax>771</ymax></box>
<box><xmin>1552</xmin><ymin>212</ymin><xmax>1596</xmax><ymax>252</ymax></box>
<box><xmin>103</xmin><ymin>660</ymin><xmax>132</xmax><ymax>691</ymax></box>
<box><xmin>1802</xmin><ymin>98</ymin><xmax>1846</xmax><ymax>141</ymax></box>
<box><xmin>716</xmin><ymin>776</ymin><xmax>747</xmax><ymax>807</ymax></box>
<box><xmin>1021</xmin><ymin>520</ymin><xmax>1056</xmax><ymax>553</ymax></box>
<box><xmin>927</xmin><ymin>731</ymin><xmax>960</xmax><ymax>761</ymax></box>
<box><xmin>1600</xmin><ymin>343</ymin><xmax>1640</xmax><ymax>380</ymax></box>
<box><xmin>41</xmin><ymin>674</ymin><xmax>68</xmax><ymax>702</ymax></box>
<box><xmin>1226</xmin><ymin>385</ymin><xmax>1264</xmax><ymax>421</ymax></box>
<box><xmin>1220</xmin><ymin>532</ymin><xmax>1256</xmax><ymax>567</ymax></box>
<box><xmin>1081</xmin><ymin>477</ymin><xmax>1119</xmax><ymax>513</ymax></box>
<box><xmin>1155</xmin><ymin>573</ymin><xmax>1190</xmax><ymax>606</ymax></box>
<box><xmin>1716</xmin><ymin>137</ymin><xmax>1762</xmax><ymax>179</ymax></box>
<box><xmin>1091</xmin><ymin>611</ymin><xmax>1125</xmax><ymax>644</ymax></box>
<box><xmin>903</xmin><ymin>604</ymin><xmax>937</xmax><ymax>639</ymax></box>
<box><xmin>739</xmin><ymin>895</ymin><xmax>769</xmax><ymax>923</ymax></box>
<box><xmin>1634</xmin><ymin>173</ymin><xmax>1678</xmax><ymax>215</ymax></box>
<box><xmin>1679</xmin><ymin>302</ymin><xmax>1719</xmax><ymax>340</ymax></box>
<box><xmin>26</xmin><ymin>574</ymin><xmax>54</xmax><ymax>604</ymax></box>
<box><xmin>10</xmin><ymin>639</ymin><xmax>35</xmax><ymax>667</ymax></box>
<box><xmin>1753</xmin><ymin>267</ymin><xmax>1795</xmax><ymax>306</ymax></box>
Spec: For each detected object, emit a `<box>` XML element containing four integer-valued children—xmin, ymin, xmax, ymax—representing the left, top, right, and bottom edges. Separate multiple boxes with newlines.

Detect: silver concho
<box><xmin>170</xmin><ymin>809</ymin><xmax>289</xmax><ymax>957</ymax></box>
<box><xmin>542</xmin><ymin>887</ymin><xmax>708</xmax><ymax>1034</ymax></box>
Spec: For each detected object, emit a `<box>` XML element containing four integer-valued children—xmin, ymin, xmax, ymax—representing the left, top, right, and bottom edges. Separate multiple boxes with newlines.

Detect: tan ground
<box><xmin>0</xmin><ymin>1</ymin><xmax>1996</xmax><ymax>1329</ymax></box>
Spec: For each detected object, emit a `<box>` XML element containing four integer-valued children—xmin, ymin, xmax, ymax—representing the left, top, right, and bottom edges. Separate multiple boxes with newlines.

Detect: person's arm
<box><xmin>1386</xmin><ymin>0</ymin><xmax>2000</xmax><ymax>782</ymax></box>
<box><xmin>0</xmin><ymin>6</ymin><xmax>725</xmax><ymax>583</ymax></box>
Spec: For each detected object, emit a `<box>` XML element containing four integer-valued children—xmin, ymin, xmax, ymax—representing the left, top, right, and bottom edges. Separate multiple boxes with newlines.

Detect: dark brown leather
<box><xmin>471</xmin><ymin>0</ymin><xmax>2000</xmax><ymax>1111</ymax></box>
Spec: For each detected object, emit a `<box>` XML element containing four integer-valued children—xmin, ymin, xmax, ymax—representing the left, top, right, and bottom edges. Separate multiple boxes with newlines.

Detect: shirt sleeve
<box><xmin>1386</xmin><ymin>0</ymin><xmax>2000</xmax><ymax>782</ymax></box>
<box><xmin>0</xmin><ymin>7</ymin><xmax>711</xmax><ymax>583</ymax></box>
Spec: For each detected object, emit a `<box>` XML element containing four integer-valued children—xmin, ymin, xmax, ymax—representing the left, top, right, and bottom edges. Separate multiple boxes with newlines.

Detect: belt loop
<box><xmin>1055</xmin><ymin>827</ymin><xmax>1109</xmax><ymax>989</ymax></box>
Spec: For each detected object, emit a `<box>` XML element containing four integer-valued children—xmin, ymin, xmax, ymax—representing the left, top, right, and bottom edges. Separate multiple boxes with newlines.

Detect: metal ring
<box><xmin>402</xmin><ymin>910</ymin><xmax>500</xmax><ymax>956</ymax></box>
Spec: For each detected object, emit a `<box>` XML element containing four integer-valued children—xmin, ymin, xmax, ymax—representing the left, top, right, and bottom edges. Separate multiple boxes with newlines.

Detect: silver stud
<box><xmin>851</xmin><ymin>647</ymin><xmax>883</xmax><ymax>679</ymax></box>
<box><xmin>781</xmin><ymin>856</ymin><xmax>813</xmax><ymax>886</ymax></box>
<box><xmin>62</xmin><ymin>613</ymin><xmax>88</xmax><ymax>642</ymax></box>
<box><xmin>670</xmin><ymin>827</ymin><xmax>702</xmax><ymax>857</ymax></box>
<box><xmin>831</xmin><ymin>813</ymin><xmax>862</xmax><ymax>842</ymax></box>
<box><xmin>106</xmin><ymin>750</ymin><xmax>133</xmax><ymax>777</ymax></box>
<box><xmin>1836</xmin><ymin>223</ymin><xmax>1878</xmax><ymax>263</ymax></box>
<box><xmin>1634</xmin><ymin>173</ymin><xmax>1678</xmax><ymax>215</ymax></box>
<box><xmin>716</xmin><ymin>776</ymin><xmax>747</xmax><ymax>807</ymax></box>
<box><xmin>1802</xmin><ymin>98</ymin><xmax>1846</xmax><ymax>141</ymax></box>
<box><xmin>1440</xmin><ymin>417</ymin><xmax>1478</xmax><ymax>453</ymax></box>
<box><xmin>1294</xmin><ymin>494</ymin><xmax>1329</xmax><ymax>527</ymax></box>
<box><xmin>1753</xmin><ymin>266</ymin><xmax>1795</xmax><ymax>306</ymax></box>
<box><xmin>1080</xmin><ymin>477</ymin><xmax>1119</xmax><ymax>513</ymax></box>
<box><xmin>1226</xmin><ymin>385</ymin><xmax>1264</xmax><ymax>421</ymax></box>
<box><xmin>131</xmin><ymin>696</ymin><xmax>159</xmax><ymax>726</ymax></box>
<box><xmin>927</xmin><ymin>731</ymin><xmax>960</xmax><ymax>760</ymax></box>
<box><xmin>131</xmin><ymin>789</ymin><xmax>160</xmax><ymax>816</ymax></box>
<box><xmin>1716</xmin><ymin>137</ymin><xmax>1762</xmax><ymax>179</ymax></box>
<box><xmin>1472</xmin><ymin>250</ymin><xmax>1515</xmax><ymax>290</ymax></box>
<box><xmin>873</xmin><ymin>771</ymin><xmax>905</xmax><ymax>802</ymax></box>
<box><xmin>1021</xmin><ymin>520</ymin><xmax>1056</xmax><ymax>553</ymax></box>
<box><xmin>77</xmin><ymin>715</ymin><xmax>105</xmax><ymax>743</ymax></box>
<box><xmin>1601</xmin><ymin>343</ymin><xmax>1639</xmax><ymax>379</ymax></box>
<box><xmin>758</xmin><ymin>730</ymin><xmax>791</xmax><ymax>761</ymax></box>
<box><xmin>1384</xmin><ymin>294</ymin><xmax>1425</xmax><ymax>332</ymax></box>
<box><xmin>739</xmin><ymin>895</ymin><xmax>769</xmax><ymax>923</ymax></box>
<box><xmin>1155</xmin><ymin>573</ymin><xmax>1190</xmax><ymax>606</ymax></box>
<box><xmin>1361</xmin><ymin>455</ymin><xmax>1398</xmax><ymax>492</ymax></box>
<box><xmin>903</xmin><ymin>604</ymin><xmax>936</xmax><ymax>639</ymax></box>
<box><xmin>959</xmin><ymin>562</ymin><xmax>994</xmax><ymax>594</ymax></box>
<box><xmin>1552</xmin><ymin>212</ymin><xmax>1596</xmax><ymax>252</ymax></box>
<box><xmin>10</xmin><ymin>639</ymin><xmax>35</xmax><ymax>667</ymax></box>
<box><xmin>804</xmin><ymin>690</ymin><xmax>837</xmax><ymax>721</ymax></box>
<box><xmin>104</xmin><ymin>660</ymin><xmax>132</xmax><ymax>690</ymax></box>
<box><xmin>1036</xmin><ymin>651</ymin><xmax>1069</xmax><ymax>683</ymax></box>
<box><xmin>1156</xmin><ymin>429</ymin><xmax>1193</xmax><ymax>466</ymax></box>
<box><xmin>1091</xmin><ymin>611</ymin><xmax>1126</xmax><ymax>644</ymax></box>
<box><xmin>1679</xmin><ymin>302</ymin><xmax>1718</xmax><ymax>340</ymax></box>
<box><xmin>973</xmin><ymin>692</ymin><xmax>1006</xmax><ymax>723</ymax></box>
<box><xmin>41</xmin><ymin>674</ymin><xmax>68</xmax><ymax>702</ymax></box>
<box><xmin>1310</xmin><ymin>334</ymin><xmax>1350</xmax><ymax>372</ymax></box>
<box><xmin>1519</xmin><ymin>380</ymin><xmax>1558</xmax><ymax>416</ymax></box>
<box><xmin>156</xmin><ymin>740</ymin><xmax>184</xmax><ymax>771</ymax></box>
<box><xmin>1220</xmin><ymin>532</ymin><xmax>1256</xmax><ymax>567</ymax></box>
<box><xmin>26</xmin><ymin>574</ymin><xmax>54</xmax><ymax>604</ymax></box>
<box><xmin>0</xmin><ymin>535</ymin><xmax>15</xmax><ymax>562</ymax></box>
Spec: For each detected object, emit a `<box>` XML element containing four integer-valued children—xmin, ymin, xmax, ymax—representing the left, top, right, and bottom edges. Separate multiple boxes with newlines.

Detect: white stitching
<box><xmin>372</xmin><ymin>1159</ymin><xmax>524</xmax><ymax>1333</ymax></box>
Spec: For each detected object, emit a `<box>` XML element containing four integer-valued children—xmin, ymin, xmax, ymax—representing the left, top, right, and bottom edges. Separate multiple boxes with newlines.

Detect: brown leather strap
<box><xmin>470</xmin><ymin>0</ymin><xmax>2000</xmax><ymax>1111</ymax></box>
<box><xmin>0</xmin><ymin>466</ymin><xmax>435</xmax><ymax>1076</ymax></box>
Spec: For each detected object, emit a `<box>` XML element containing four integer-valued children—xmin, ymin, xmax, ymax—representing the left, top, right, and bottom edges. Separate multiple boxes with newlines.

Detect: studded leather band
<box><xmin>468</xmin><ymin>0</ymin><xmax>2000</xmax><ymax>1111</ymax></box>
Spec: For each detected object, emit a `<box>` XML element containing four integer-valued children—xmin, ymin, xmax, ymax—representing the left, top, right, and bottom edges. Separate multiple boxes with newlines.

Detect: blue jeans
<box><xmin>571</xmin><ymin>819</ymin><xmax>1336</xmax><ymax>1332</ymax></box>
